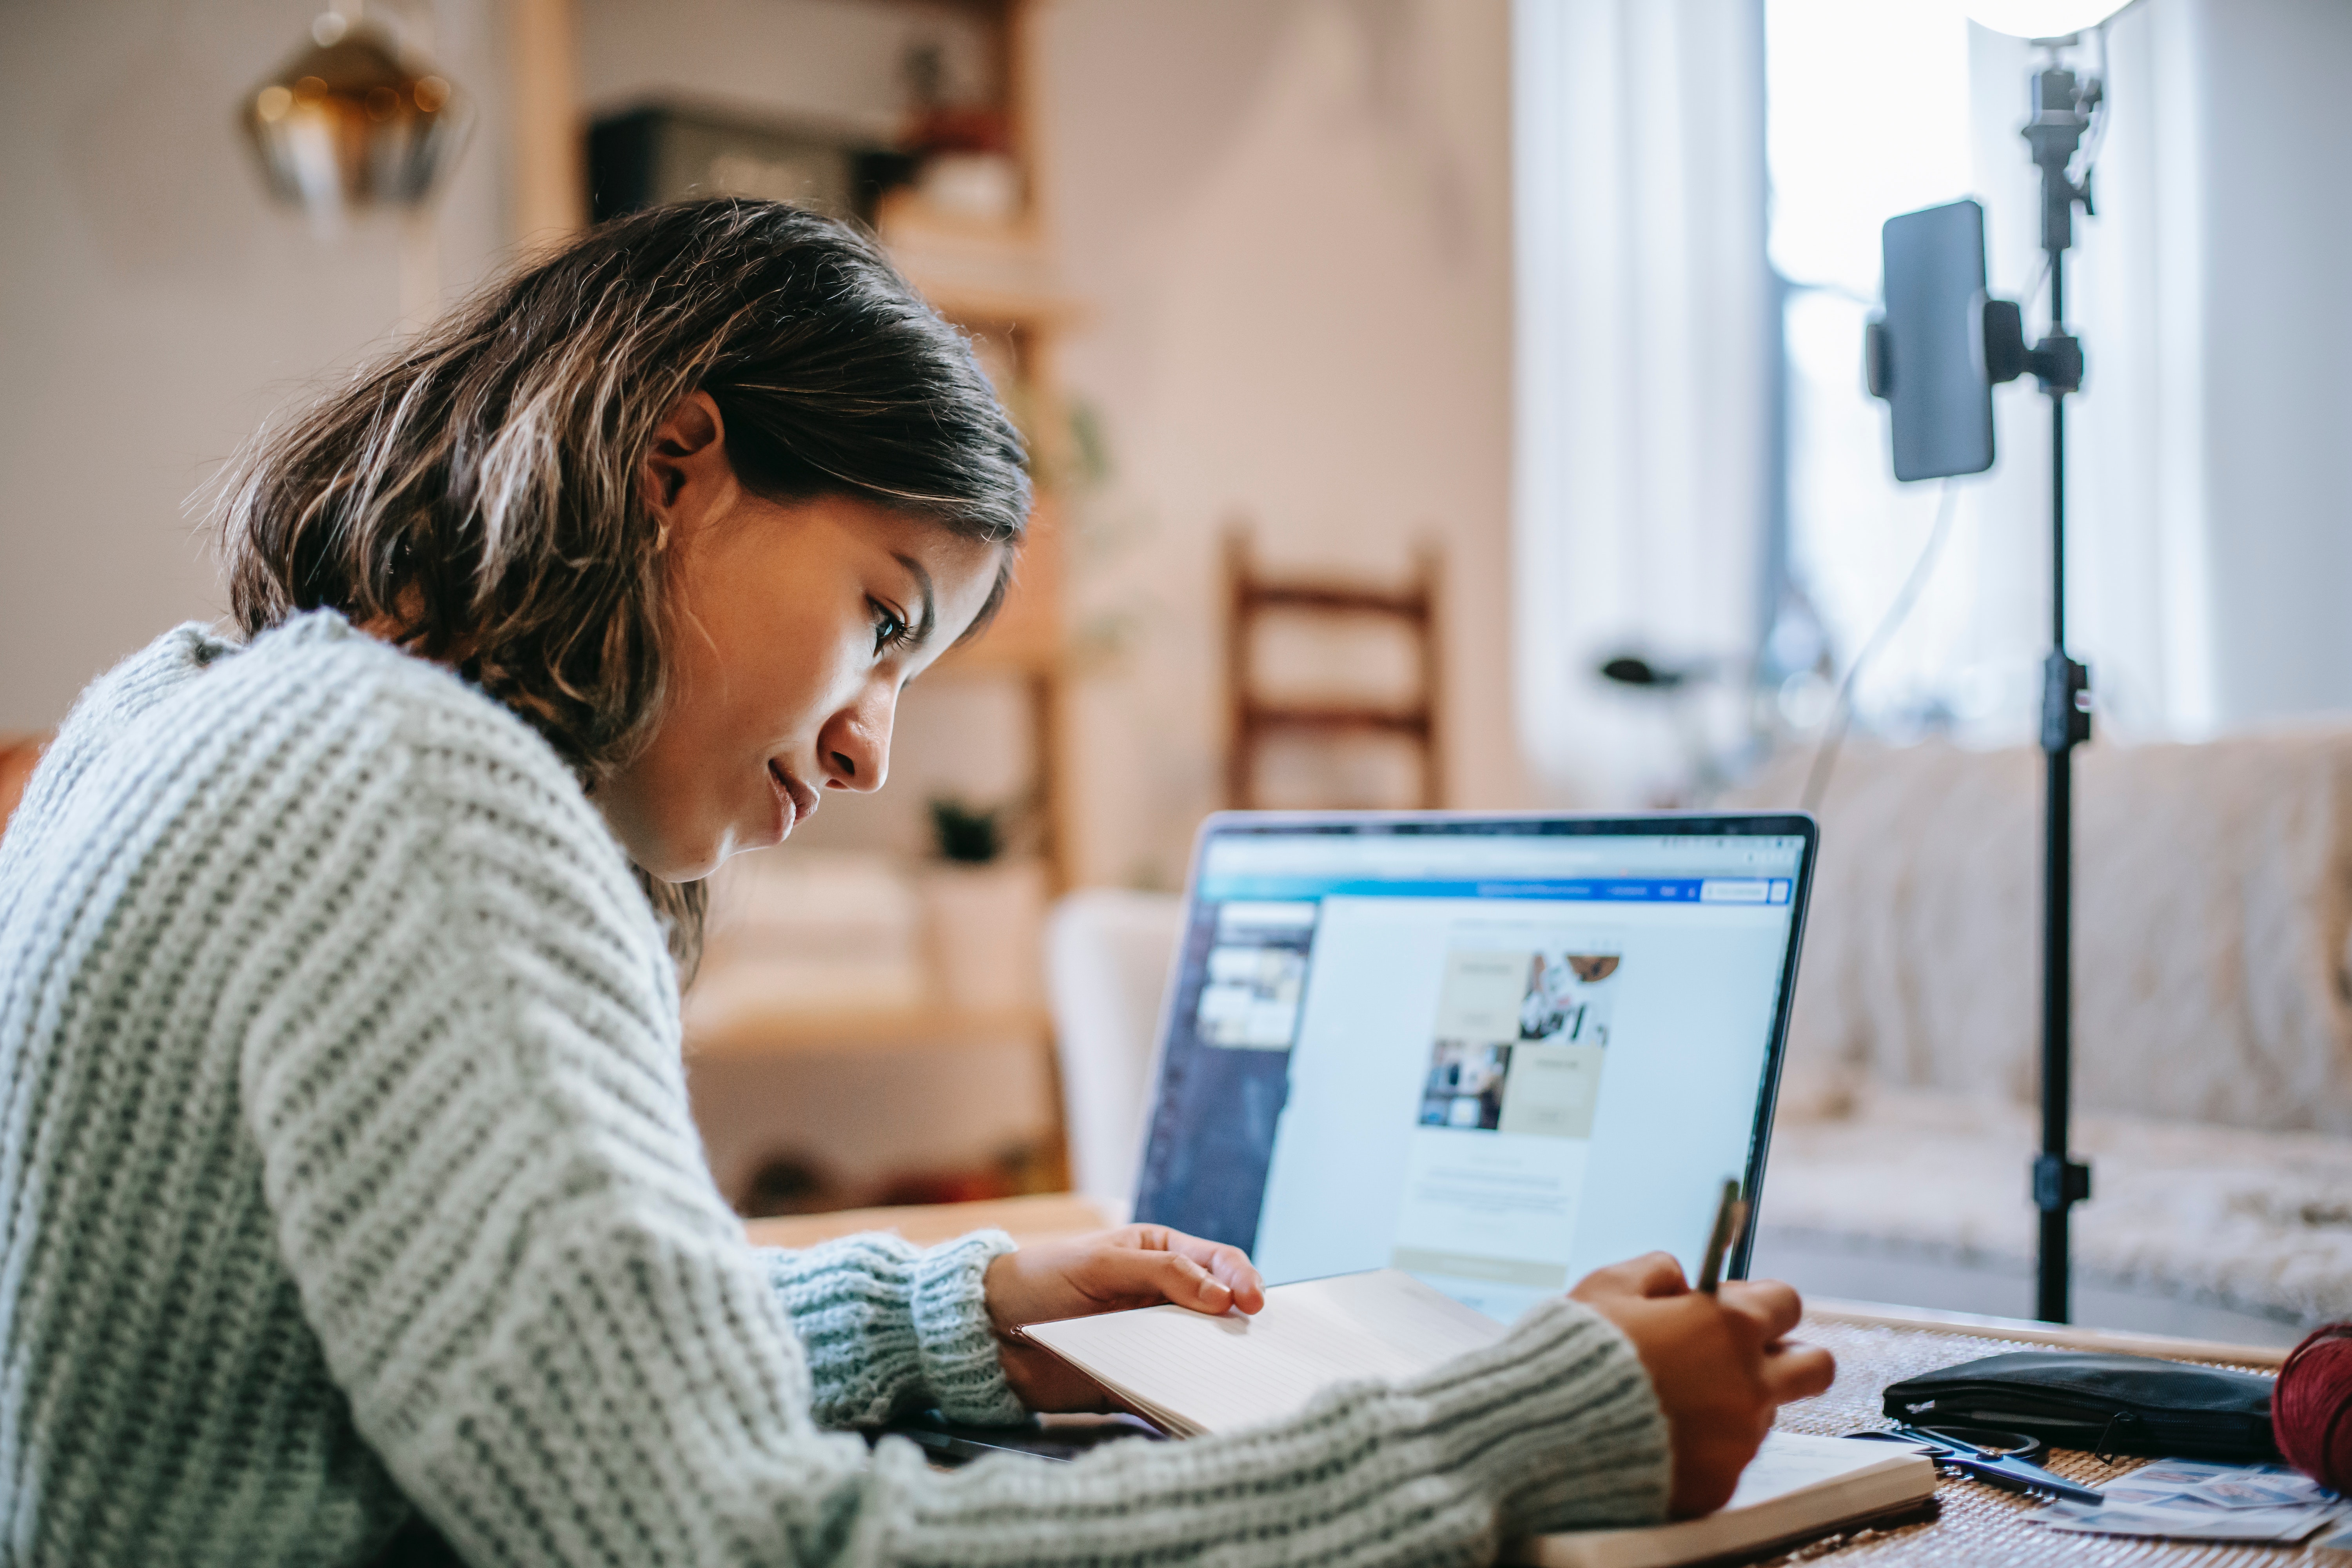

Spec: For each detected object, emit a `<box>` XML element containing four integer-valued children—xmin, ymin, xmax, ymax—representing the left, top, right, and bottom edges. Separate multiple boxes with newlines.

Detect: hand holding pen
<box><xmin>1566</xmin><ymin>1180</ymin><xmax>1833</xmax><ymax>1517</ymax></box>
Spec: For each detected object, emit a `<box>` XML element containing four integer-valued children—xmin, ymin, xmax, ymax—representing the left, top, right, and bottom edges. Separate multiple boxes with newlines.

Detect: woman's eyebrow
<box><xmin>893</xmin><ymin>553</ymin><xmax>938</xmax><ymax>644</ymax></box>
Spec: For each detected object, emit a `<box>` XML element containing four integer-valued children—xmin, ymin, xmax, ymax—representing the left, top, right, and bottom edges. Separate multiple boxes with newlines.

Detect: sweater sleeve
<box><xmin>758</xmin><ymin>1232</ymin><xmax>1029</xmax><ymax>1428</ymax></box>
<box><xmin>239</xmin><ymin>668</ymin><xmax>1671</xmax><ymax>1567</ymax></box>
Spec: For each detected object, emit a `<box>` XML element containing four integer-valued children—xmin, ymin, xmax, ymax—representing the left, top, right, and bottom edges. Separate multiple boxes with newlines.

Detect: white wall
<box><xmin>1042</xmin><ymin>0</ymin><xmax>1534</xmax><ymax>885</ymax></box>
<box><xmin>0</xmin><ymin>0</ymin><xmax>511</xmax><ymax>734</ymax></box>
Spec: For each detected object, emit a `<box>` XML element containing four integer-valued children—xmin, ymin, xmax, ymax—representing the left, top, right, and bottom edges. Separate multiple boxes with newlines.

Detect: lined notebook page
<box><xmin>1020</xmin><ymin>1270</ymin><xmax>1508</xmax><ymax>1436</ymax></box>
<box><xmin>1717</xmin><ymin>1431</ymin><xmax>1893</xmax><ymax>1510</ymax></box>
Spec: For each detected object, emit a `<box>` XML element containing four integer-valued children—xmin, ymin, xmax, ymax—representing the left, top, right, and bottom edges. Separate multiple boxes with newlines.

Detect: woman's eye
<box><xmin>871</xmin><ymin>600</ymin><xmax>912</xmax><ymax>654</ymax></box>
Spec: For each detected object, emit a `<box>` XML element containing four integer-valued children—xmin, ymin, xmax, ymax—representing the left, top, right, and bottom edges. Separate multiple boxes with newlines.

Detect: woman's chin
<box><xmin>623</xmin><ymin>799</ymin><xmax>790</xmax><ymax>883</ymax></box>
<box><xmin>637</xmin><ymin>833</ymin><xmax>735</xmax><ymax>884</ymax></box>
<box><xmin>705</xmin><ymin>819</ymin><xmax>791</xmax><ymax>875</ymax></box>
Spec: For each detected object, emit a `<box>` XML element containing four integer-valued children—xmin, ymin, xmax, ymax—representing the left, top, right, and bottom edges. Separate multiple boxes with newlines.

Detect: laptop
<box><xmin>1130</xmin><ymin>811</ymin><xmax>1818</xmax><ymax>1323</ymax></box>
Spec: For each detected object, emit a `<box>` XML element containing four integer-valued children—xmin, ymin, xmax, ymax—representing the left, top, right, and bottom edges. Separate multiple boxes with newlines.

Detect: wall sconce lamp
<box><xmin>240</xmin><ymin>6</ymin><xmax>472</xmax><ymax>229</ymax></box>
<box><xmin>240</xmin><ymin>5</ymin><xmax>474</xmax><ymax>324</ymax></box>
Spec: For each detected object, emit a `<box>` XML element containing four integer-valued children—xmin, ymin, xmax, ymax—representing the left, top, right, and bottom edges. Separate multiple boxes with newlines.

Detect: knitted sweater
<box><xmin>0</xmin><ymin>613</ymin><xmax>1670</xmax><ymax>1567</ymax></box>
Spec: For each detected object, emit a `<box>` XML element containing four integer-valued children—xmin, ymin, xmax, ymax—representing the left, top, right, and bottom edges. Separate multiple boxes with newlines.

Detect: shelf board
<box><xmin>906</xmin><ymin>271</ymin><xmax>1085</xmax><ymax>330</ymax></box>
<box><xmin>878</xmin><ymin>195</ymin><xmax>1084</xmax><ymax>328</ymax></box>
<box><xmin>684</xmin><ymin>1002</ymin><xmax>1052</xmax><ymax>1060</ymax></box>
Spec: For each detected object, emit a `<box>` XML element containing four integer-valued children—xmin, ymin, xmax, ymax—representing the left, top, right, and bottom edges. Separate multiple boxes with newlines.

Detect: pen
<box><xmin>1697</xmin><ymin>1177</ymin><xmax>1748</xmax><ymax>1293</ymax></box>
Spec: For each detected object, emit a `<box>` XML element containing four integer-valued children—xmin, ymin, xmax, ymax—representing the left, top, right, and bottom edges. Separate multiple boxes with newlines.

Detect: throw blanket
<box><xmin>1739</xmin><ymin>734</ymin><xmax>2352</xmax><ymax>1133</ymax></box>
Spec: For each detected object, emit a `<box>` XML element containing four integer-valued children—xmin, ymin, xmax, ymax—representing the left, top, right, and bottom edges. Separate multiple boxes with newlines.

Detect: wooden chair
<box><xmin>1222</xmin><ymin>530</ymin><xmax>1443</xmax><ymax>810</ymax></box>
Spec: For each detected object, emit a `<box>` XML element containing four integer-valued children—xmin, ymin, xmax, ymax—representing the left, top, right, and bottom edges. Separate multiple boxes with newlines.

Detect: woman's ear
<box><xmin>642</xmin><ymin>391</ymin><xmax>730</xmax><ymax>533</ymax></box>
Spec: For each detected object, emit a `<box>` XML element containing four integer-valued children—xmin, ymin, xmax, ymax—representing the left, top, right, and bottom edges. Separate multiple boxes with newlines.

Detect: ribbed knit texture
<box><xmin>0</xmin><ymin>613</ymin><xmax>1670</xmax><ymax>1566</ymax></box>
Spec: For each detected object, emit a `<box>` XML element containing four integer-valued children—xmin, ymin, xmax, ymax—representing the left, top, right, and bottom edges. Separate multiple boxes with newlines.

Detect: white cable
<box><xmin>1800</xmin><ymin>479</ymin><xmax>1964</xmax><ymax>813</ymax></box>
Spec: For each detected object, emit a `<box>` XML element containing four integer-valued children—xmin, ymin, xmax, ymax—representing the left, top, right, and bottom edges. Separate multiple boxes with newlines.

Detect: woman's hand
<box><xmin>1570</xmin><ymin>1253</ymin><xmax>1837</xmax><ymax>1517</ymax></box>
<box><xmin>983</xmin><ymin>1225</ymin><xmax>1266</xmax><ymax>1411</ymax></box>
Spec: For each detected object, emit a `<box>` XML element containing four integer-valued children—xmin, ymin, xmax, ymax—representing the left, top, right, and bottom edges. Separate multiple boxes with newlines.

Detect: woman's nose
<box><xmin>820</xmin><ymin>690</ymin><xmax>895</xmax><ymax>793</ymax></box>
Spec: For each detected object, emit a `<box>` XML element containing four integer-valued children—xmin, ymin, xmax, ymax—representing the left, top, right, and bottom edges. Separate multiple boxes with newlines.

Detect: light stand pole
<box><xmin>2022</xmin><ymin>58</ymin><xmax>2096</xmax><ymax>1323</ymax></box>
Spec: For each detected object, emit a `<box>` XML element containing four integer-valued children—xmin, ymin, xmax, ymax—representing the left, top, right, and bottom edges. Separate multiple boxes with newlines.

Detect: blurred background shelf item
<box><xmin>872</xmin><ymin>187</ymin><xmax>1079</xmax><ymax>327</ymax></box>
<box><xmin>586</xmin><ymin>100</ymin><xmax>884</xmax><ymax>225</ymax></box>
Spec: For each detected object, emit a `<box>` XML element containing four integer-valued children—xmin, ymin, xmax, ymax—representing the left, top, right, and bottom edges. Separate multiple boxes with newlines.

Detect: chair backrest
<box><xmin>1223</xmin><ymin>528</ymin><xmax>1444</xmax><ymax>809</ymax></box>
<box><xmin>1046</xmin><ymin>889</ymin><xmax>1184</xmax><ymax>1216</ymax></box>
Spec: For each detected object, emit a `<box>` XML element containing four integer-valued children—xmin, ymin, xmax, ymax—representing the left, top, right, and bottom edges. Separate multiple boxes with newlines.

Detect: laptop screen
<box><xmin>1131</xmin><ymin>813</ymin><xmax>1815</xmax><ymax>1322</ymax></box>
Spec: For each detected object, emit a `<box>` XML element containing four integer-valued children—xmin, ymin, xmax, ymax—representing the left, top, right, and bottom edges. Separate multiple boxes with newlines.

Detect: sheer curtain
<box><xmin>1758</xmin><ymin>0</ymin><xmax>2340</xmax><ymax>750</ymax></box>
<box><xmin>1512</xmin><ymin>0</ymin><xmax>1770</xmax><ymax>806</ymax></box>
<box><xmin>1517</xmin><ymin>0</ymin><xmax>2352</xmax><ymax>802</ymax></box>
<box><xmin>1766</xmin><ymin>1</ymin><xmax>2221</xmax><ymax>749</ymax></box>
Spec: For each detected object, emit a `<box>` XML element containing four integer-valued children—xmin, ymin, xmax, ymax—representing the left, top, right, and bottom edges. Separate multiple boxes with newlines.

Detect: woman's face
<box><xmin>599</xmin><ymin>393</ymin><xmax>1009</xmax><ymax>881</ymax></box>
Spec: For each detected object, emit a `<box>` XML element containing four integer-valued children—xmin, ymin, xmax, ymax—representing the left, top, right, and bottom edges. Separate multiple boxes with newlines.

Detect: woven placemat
<box><xmin>1763</xmin><ymin>1315</ymin><xmax>2328</xmax><ymax>1566</ymax></box>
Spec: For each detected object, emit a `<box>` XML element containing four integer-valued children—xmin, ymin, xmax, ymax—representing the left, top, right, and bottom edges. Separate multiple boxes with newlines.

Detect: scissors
<box><xmin>1844</xmin><ymin>1424</ymin><xmax>2105</xmax><ymax>1506</ymax></box>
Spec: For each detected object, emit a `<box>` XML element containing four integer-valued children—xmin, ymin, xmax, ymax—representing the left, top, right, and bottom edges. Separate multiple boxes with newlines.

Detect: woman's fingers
<box><xmin>1084</xmin><ymin>1245</ymin><xmax>1235</xmax><ymax>1315</ymax></box>
<box><xmin>1717</xmin><ymin>1280</ymin><xmax>1829</xmax><ymax>1402</ymax></box>
<box><xmin>1164</xmin><ymin>1236</ymin><xmax>1266</xmax><ymax>1312</ymax></box>
<box><xmin>1719</xmin><ymin>1278</ymin><xmax>1804</xmax><ymax>1341</ymax></box>
<box><xmin>1760</xmin><ymin>1340</ymin><xmax>1838</xmax><ymax>1403</ymax></box>
<box><xmin>1109</xmin><ymin>1225</ymin><xmax>1265</xmax><ymax>1313</ymax></box>
<box><xmin>1571</xmin><ymin>1251</ymin><xmax>1689</xmax><ymax>1303</ymax></box>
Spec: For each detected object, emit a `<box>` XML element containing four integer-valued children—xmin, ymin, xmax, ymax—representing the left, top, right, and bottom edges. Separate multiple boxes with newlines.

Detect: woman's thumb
<box><xmin>1128</xmin><ymin>1249</ymin><xmax>1230</xmax><ymax>1312</ymax></box>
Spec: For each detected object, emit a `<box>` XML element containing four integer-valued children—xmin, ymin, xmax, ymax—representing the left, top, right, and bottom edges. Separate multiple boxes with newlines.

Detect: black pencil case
<box><xmin>1881</xmin><ymin>1351</ymin><xmax>2278</xmax><ymax>1462</ymax></box>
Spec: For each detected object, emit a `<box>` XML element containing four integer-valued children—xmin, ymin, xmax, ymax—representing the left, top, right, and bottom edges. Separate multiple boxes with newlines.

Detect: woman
<box><xmin>0</xmin><ymin>202</ymin><xmax>1830</xmax><ymax>1566</ymax></box>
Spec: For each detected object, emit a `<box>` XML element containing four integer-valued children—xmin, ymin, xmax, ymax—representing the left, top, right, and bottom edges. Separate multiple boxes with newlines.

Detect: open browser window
<box><xmin>1133</xmin><ymin>818</ymin><xmax>1812</xmax><ymax>1323</ymax></box>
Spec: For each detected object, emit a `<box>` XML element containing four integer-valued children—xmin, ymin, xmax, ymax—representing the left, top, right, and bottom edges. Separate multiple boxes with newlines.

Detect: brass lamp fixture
<box><xmin>240</xmin><ymin>6</ymin><xmax>472</xmax><ymax>229</ymax></box>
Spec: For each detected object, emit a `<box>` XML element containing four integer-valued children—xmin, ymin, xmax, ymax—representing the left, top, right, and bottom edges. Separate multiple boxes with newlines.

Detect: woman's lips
<box><xmin>767</xmin><ymin>759</ymin><xmax>819</xmax><ymax>835</ymax></box>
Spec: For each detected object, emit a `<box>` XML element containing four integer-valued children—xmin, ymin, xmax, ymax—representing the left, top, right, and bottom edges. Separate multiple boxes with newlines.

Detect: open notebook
<box><xmin>1020</xmin><ymin>1268</ymin><xmax>1506</xmax><ymax>1437</ymax></box>
<box><xmin>1018</xmin><ymin>1270</ymin><xmax>1937</xmax><ymax>1568</ymax></box>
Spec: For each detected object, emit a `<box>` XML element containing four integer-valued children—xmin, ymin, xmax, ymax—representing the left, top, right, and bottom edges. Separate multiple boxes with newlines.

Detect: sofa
<box><xmin>1734</xmin><ymin>730</ymin><xmax>2352</xmax><ymax>1344</ymax></box>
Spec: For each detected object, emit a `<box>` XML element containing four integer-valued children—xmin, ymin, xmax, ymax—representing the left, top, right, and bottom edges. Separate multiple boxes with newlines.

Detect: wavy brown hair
<box><xmin>215</xmin><ymin>201</ymin><xmax>1030</xmax><ymax>970</ymax></box>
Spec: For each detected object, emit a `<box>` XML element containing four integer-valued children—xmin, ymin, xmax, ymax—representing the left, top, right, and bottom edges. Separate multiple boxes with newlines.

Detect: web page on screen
<box><xmin>1137</xmin><ymin>829</ymin><xmax>1804</xmax><ymax>1323</ymax></box>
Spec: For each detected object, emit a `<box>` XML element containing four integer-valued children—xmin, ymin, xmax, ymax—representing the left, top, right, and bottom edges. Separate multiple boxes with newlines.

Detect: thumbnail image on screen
<box><xmin>1417</xmin><ymin>947</ymin><xmax>1619</xmax><ymax>1139</ymax></box>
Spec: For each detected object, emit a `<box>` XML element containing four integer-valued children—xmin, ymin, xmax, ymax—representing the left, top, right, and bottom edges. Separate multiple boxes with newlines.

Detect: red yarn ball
<box><xmin>2276</xmin><ymin>1322</ymin><xmax>2352</xmax><ymax>1493</ymax></box>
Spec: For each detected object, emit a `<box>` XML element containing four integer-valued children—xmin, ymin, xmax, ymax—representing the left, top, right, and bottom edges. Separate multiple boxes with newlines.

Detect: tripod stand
<box><xmin>1864</xmin><ymin>44</ymin><xmax>2109</xmax><ymax>1323</ymax></box>
<box><xmin>2019</xmin><ymin>58</ymin><xmax>2097</xmax><ymax>1323</ymax></box>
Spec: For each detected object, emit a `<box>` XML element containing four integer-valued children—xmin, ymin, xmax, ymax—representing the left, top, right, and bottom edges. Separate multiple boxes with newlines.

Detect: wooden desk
<box><xmin>746</xmin><ymin>1197</ymin><xmax>2307</xmax><ymax>1562</ymax></box>
<box><xmin>743</xmin><ymin>1192</ymin><xmax>1112</xmax><ymax>1253</ymax></box>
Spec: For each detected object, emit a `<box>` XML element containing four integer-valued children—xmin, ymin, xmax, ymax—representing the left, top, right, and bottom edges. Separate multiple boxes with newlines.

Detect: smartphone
<box><xmin>1872</xmin><ymin>199</ymin><xmax>1996</xmax><ymax>482</ymax></box>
